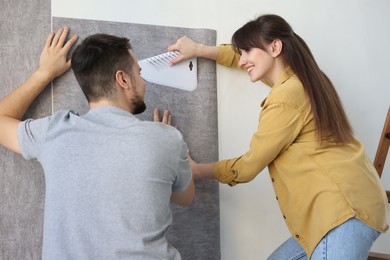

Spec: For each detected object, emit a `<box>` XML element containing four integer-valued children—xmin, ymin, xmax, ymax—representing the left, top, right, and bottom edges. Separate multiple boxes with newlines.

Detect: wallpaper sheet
<box><xmin>0</xmin><ymin>8</ymin><xmax>220</xmax><ymax>259</ymax></box>
<box><xmin>52</xmin><ymin>17</ymin><xmax>220</xmax><ymax>260</ymax></box>
<box><xmin>1</xmin><ymin>0</ymin><xmax>50</xmax><ymax>259</ymax></box>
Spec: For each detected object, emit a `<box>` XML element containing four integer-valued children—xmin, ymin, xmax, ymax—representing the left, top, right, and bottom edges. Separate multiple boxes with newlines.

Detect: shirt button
<box><xmin>295</xmin><ymin>235</ymin><xmax>300</xmax><ymax>238</ymax></box>
<box><xmin>276</xmin><ymin>196</ymin><xmax>278</xmax><ymax>200</ymax></box>
<box><xmin>271</xmin><ymin>178</ymin><xmax>274</xmax><ymax>182</ymax></box>
<box><xmin>283</xmin><ymin>215</ymin><xmax>286</xmax><ymax>219</ymax></box>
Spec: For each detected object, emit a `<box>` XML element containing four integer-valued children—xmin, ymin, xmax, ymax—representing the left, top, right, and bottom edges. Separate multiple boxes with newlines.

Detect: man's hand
<box><xmin>153</xmin><ymin>108</ymin><xmax>172</xmax><ymax>125</ymax></box>
<box><xmin>37</xmin><ymin>27</ymin><xmax>78</xmax><ymax>82</ymax></box>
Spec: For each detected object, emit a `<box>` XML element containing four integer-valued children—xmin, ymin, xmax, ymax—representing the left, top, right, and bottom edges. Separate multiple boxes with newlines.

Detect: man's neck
<box><xmin>89</xmin><ymin>100</ymin><xmax>131</xmax><ymax>113</ymax></box>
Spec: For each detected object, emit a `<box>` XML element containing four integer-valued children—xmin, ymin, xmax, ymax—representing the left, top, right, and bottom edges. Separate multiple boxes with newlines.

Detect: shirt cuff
<box><xmin>213</xmin><ymin>158</ymin><xmax>240</xmax><ymax>186</ymax></box>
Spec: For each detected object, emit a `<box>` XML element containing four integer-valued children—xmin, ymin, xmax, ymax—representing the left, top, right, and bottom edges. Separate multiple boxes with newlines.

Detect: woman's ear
<box><xmin>270</xmin><ymin>39</ymin><xmax>283</xmax><ymax>57</ymax></box>
<box><xmin>115</xmin><ymin>70</ymin><xmax>132</xmax><ymax>90</ymax></box>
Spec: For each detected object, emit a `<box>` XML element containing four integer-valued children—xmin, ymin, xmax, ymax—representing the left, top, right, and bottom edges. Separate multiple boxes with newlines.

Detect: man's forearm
<box><xmin>0</xmin><ymin>69</ymin><xmax>52</xmax><ymax>120</ymax></box>
<box><xmin>0</xmin><ymin>69</ymin><xmax>52</xmax><ymax>154</ymax></box>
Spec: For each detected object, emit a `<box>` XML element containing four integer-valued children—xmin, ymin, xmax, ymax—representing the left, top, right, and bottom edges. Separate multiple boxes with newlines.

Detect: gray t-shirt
<box><xmin>18</xmin><ymin>106</ymin><xmax>192</xmax><ymax>260</ymax></box>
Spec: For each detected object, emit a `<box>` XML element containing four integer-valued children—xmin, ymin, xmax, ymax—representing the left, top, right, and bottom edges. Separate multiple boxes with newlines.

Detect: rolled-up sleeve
<box><xmin>213</xmin><ymin>102</ymin><xmax>304</xmax><ymax>186</ymax></box>
<box><xmin>216</xmin><ymin>44</ymin><xmax>241</xmax><ymax>69</ymax></box>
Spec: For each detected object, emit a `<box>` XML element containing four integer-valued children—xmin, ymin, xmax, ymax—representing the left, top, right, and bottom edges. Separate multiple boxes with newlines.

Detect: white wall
<box><xmin>52</xmin><ymin>0</ymin><xmax>390</xmax><ymax>259</ymax></box>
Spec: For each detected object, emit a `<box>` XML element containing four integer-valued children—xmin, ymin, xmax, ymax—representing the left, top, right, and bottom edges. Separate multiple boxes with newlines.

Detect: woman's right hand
<box><xmin>167</xmin><ymin>36</ymin><xmax>202</xmax><ymax>65</ymax></box>
<box><xmin>168</xmin><ymin>36</ymin><xmax>219</xmax><ymax>65</ymax></box>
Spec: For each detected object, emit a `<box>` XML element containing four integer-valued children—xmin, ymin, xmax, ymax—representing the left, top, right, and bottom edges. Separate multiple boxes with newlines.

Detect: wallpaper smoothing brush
<box><xmin>138</xmin><ymin>51</ymin><xmax>198</xmax><ymax>91</ymax></box>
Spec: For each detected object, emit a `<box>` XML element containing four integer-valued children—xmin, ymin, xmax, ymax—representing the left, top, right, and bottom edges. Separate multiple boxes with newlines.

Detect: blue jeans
<box><xmin>267</xmin><ymin>218</ymin><xmax>381</xmax><ymax>260</ymax></box>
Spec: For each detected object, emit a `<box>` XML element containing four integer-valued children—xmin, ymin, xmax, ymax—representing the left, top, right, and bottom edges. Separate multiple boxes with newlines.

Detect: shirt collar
<box><xmin>261</xmin><ymin>66</ymin><xmax>295</xmax><ymax>88</ymax></box>
<box><xmin>260</xmin><ymin>67</ymin><xmax>295</xmax><ymax>107</ymax></box>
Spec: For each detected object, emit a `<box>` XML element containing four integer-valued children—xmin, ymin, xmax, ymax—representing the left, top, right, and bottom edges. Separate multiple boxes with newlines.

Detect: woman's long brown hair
<box><xmin>231</xmin><ymin>14</ymin><xmax>353</xmax><ymax>143</ymax></box>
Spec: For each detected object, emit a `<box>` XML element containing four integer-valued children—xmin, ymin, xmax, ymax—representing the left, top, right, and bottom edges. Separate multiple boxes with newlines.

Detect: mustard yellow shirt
<box><xmin>214</xmin><ymin>44</ymin><xmax>389</xmax><ymax>257</ymax></box>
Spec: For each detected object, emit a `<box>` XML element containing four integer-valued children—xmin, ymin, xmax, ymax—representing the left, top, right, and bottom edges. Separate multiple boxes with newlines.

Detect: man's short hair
<box><xmin>71</xmin><ymin>33</ymin><xmax>134</xmax><ymax>102</ymax></box>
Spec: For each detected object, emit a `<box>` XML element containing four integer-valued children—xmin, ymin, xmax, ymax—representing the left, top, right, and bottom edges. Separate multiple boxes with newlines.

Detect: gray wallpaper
<box><xmin>0</xmin><ymin>0</ymin><xmax>50</xmax><ymax>259</ymax></box>
<box><xmin>52</xmin><ymin>17</ymin><xmax>220</xmax><ymax>260</ymax></box>
<box><xmin>0</xmin><ymin>2</ymin><xmax>220</xmax><ymax>258</ymax></box>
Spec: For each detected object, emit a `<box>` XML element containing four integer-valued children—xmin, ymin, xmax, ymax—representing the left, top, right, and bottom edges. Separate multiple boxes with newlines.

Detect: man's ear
<box><xmin>270</xmin><ymin>39</ymin><xmax>283</xmax><ymax>57</ymax></box>
<box><xmin>115</xmin><ymin>70</ymin><xmax>132</xmax><ymax>90</ymax></box>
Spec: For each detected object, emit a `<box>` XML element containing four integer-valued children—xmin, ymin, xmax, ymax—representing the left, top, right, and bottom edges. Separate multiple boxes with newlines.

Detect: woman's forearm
<box><xmin>192</xmin><ymin>162</ymin><xmax>216</xmax><ymax>180</ymax></box>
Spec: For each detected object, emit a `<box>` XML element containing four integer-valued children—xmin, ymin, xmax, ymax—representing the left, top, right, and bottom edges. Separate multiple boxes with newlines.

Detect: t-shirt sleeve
<box><xmin>172</xmin><ymin>138</ymin><xmax>193</xmax><ymax>193</ymax></box>
<box><xmin>17</xmin><ymin>117</ymin><xmax>49</xmax><ymax>160</ymax></box>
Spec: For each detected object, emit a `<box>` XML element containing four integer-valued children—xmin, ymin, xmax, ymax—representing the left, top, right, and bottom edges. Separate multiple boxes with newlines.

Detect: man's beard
<box><xmin>132</xmin><ymin>95</ymin><xmax>146</xmax><ymax>115</ymax></box>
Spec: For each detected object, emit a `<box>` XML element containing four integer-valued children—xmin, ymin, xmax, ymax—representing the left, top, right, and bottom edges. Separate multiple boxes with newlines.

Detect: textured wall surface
<box><xmin>0</xmin><ymin>0</ymin><xmax>50</xmax><ymax>259</ymax></box>
<box><xmin>0</xmin><ymin>2</ymin><xmax>220</xmax><ymax>258</ymax></box>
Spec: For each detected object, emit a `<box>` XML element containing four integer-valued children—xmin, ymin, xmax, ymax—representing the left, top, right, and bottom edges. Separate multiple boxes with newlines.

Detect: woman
<box><xmin>168</xmin><ymin>14</ymin><xmax>388</xmax><ymax>259</ymax></box>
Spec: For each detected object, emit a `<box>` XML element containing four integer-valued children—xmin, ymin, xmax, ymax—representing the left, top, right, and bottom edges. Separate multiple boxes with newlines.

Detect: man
<box><xmin>0</xmin><ymin>27</ymin><xmax>195</xmax><ymax>259</ymax></box>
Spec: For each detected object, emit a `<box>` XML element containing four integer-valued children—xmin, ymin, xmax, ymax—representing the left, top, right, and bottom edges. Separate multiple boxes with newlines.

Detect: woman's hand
<box><xmin>167</xmin><ymin>36</ymin><xmax>205</xmax><ymax>65</ymax></box>
<box><xmin>168</xmin><ymin>36</ymin><xmax>219</xmax><ymax>65</ymax></box>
